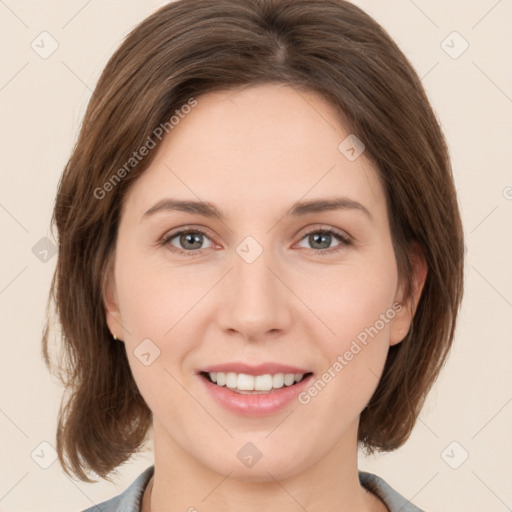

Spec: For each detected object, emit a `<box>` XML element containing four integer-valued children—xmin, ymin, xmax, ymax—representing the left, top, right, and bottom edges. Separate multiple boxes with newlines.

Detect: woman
<box><xmin>42</xmin><ymin>1</ymin><xmax>464</xmax><ymax>511</ymax></box>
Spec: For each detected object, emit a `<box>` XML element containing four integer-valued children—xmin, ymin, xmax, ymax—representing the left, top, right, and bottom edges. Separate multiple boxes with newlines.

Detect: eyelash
<box><xmin>159</xmin><ymin>227</ymin><xmax>353</xmax><ymax>257</ymax></box>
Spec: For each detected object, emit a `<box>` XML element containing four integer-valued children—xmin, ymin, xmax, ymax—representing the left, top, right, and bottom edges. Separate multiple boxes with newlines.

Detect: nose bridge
<box><xmin>218</xmin><ymin>239</ymin><xmax>291</xmax><ymax>339</ymax></box>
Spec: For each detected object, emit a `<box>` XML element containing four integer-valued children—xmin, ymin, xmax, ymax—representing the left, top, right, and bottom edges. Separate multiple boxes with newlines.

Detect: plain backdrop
<box><xmin>0</xmin><ymin>1</ymin><xmax>511</xmax><ymax>511</ymax></box>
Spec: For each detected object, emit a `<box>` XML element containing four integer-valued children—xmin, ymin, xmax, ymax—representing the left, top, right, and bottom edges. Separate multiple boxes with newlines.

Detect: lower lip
<box><xmin>198</xmin><ymin>373</ymin><xmax>314</xmax><ymax>417</ymax></box>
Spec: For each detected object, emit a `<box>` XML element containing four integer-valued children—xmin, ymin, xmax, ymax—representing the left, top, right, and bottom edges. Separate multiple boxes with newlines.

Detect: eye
<box><xmin>161</xmin><ymin>228</ymin><xmax>214</xmax><ymax>256</ymax></box>
<box><xmin>296</xmin><ymin>228</ymin><xmax>352</xmax><ymax>255</ymax></box>
<box><xmin>160</xmin><ymin>226</ymin><xmax>352</xmax><ymax>257</ymax></box>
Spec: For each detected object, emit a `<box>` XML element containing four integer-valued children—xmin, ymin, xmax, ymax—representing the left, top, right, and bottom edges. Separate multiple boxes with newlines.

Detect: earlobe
<box><xmin>389</xmin><ymin>241</ymin><xmax>428</xmax><ymax>346</ymax></box>
<box><xmin>102</xmin><ymin>255</ymin><xmax>123</xmax><ymax>340</ymax></box>
<box><xmin>389</xmin><ymin>299</ymin><xmax>412</xmax><ymax>347</ymax></box>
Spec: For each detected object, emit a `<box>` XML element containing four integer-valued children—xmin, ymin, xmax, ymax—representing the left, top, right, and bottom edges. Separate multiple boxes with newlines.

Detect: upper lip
<box><xmin>199</xmin><ymin>362</ymin><xmax>312</xmax><ymax>376</ymax></box>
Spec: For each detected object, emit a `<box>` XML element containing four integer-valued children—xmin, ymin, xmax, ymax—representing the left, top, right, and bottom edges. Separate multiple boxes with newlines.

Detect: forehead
<box><xmin>122</xmin><ymin>83</ymin><xmax>386</xmax><ymax>224</ymax></box>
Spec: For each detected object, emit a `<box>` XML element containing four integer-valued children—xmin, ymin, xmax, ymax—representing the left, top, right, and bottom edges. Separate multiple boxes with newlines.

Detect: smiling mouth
<box><xmin>199</xmin><ymin>371</ymin><xmax>314</xmax><ymax>394</ymax></box>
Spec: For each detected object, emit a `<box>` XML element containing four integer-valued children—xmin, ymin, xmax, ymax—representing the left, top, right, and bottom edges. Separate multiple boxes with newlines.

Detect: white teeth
<box><xmin>206</xmin><ymin>371</ymin><xmax>307</xmax><ymax>391</ymax></box>
<box><xmin>225</xmin><ymin>372</ymin><xmax>238</xmax><ymax>389</ymax></box>
<box><xmin>273</xmin><ymin>373</ymin><xmax>284</xmax><ymax>389</ymax></box>
<box><xmin>238</xmin><ymin>373</ymin><xmax>255</xmax><ymax>390</ymax></box>
<box><xmin>283</xmin><ymin>373</ymin><xmax>295</xmax><ymax>386</ymax></box>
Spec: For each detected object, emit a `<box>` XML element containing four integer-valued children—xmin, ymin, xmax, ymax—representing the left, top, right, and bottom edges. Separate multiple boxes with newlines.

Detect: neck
<box><xmin>146</xmin><ymin>419</ymin><xmax>387</xmax><ymax>512</ymax></box>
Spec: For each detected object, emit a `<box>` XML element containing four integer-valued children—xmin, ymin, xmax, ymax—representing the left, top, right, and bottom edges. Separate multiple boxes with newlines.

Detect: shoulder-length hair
<box><xmin>42</xmin><ymin>0</ymin><xmax>465</xmax><ymax>482</ymax></box>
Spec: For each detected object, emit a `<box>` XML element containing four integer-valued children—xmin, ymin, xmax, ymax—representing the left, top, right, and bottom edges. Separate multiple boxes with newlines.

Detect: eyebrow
<box><xmin>142</xmin><ymin>196</ymin><xmax>373</xmax><ymax>222</ymax></box>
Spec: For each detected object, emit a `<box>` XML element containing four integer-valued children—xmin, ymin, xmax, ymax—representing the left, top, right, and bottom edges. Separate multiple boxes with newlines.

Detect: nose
<box><xmin>216</xmin><ymin>246</ymin><xmax>293</xmax><ymax>342</ymax></box>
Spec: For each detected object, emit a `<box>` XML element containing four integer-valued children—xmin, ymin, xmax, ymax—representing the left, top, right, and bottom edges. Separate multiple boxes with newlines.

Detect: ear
<box><xmin>102</xmin><ymin>253</ymin><xmax>124</xmax><ymax>340</ymax></box>
<box><xmin>389</xmin><ymin>241</ymin><xmax>428</xmax><ymax>346</ymax></box>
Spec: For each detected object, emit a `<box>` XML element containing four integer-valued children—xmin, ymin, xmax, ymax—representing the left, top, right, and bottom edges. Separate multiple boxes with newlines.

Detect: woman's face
<box><xmin>105</xmin><ymin>83</ymin><xmax>421</xmax><ymax>480</ymax></box>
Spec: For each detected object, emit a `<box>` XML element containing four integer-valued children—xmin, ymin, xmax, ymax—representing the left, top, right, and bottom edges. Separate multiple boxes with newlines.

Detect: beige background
<box><xmin>1</xmin><ymin>0</ymin><xmax>511</xmax><ymax>510</ymax></box>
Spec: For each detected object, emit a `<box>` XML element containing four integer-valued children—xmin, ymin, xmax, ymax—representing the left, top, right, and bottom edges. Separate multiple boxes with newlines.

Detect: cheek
<box><xmin>296</xmin><ymin>251</ymin><xmax>398</xmax><ymax>346</ymax></box>
<box><xmin>113</xmin><ymin>255</ymin><xmax>217</xmax><ymax>414</ymax></box>
<box><xmin>115</xmin><ymin>262</ymin><xmax>193</xmax><ymax>413</ymax></box>
<box><xmin>115</xmin><ymin>250</ymin><xmax>205</xmax><ymax>341</ymax></box>
<box><xmin>297</xmin><ymin>251</ymin><xmax>397</xmax><ymax>397</ymax></box>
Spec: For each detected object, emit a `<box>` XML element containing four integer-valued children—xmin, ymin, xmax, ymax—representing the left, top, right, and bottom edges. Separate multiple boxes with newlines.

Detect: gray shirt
<box><xmin>82</xmin><ymin>465</ymin><xmax>424</xmax><ymax>511</ymax></box>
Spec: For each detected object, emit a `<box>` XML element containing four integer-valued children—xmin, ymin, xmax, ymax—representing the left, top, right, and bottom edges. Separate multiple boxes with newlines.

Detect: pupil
<box><xmin>182</xmin><ymin>233</ymin><xmax>202</xmax><ymax>249</ymax></box>
<box><xmin>312</xmin><ymin>233</ymin><xmax>330</xmax><ymax>249</ymax></box>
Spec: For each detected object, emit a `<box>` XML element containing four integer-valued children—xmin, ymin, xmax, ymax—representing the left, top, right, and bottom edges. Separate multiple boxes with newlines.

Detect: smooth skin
<box><xmin>105</xmin><ymin>83</ymin><xmax>427</xmax><ymax>512</ymax></box>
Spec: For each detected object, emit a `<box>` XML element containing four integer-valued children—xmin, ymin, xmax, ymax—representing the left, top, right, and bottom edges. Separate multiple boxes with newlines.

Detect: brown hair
<box><xmin>42</xmin><ymin>0</ymin><xmax>465</xmax><ymax>482</ymax></box>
